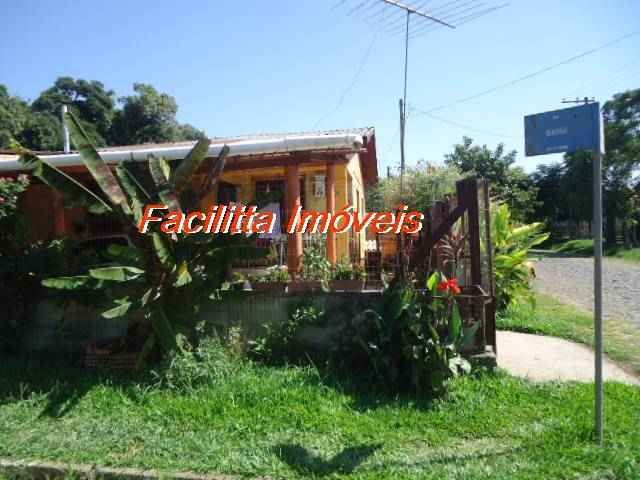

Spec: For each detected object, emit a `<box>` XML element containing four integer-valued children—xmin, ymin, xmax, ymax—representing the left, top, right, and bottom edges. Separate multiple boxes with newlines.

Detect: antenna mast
<box><xmin>382</xmin><ymin>0</ymin><xmax>454</xmax><ymax>276</ymax></box>
<box><xmin>383</xmin><ymin>1</ymin><xmax>454</xmax><ymax>195</ymax></box>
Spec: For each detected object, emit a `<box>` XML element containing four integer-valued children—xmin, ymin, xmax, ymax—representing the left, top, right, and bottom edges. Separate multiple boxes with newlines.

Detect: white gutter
<box><xmin>0</xmin><ymin>133</ymin><xmax>364</xmax><ymax>172</ymax></box>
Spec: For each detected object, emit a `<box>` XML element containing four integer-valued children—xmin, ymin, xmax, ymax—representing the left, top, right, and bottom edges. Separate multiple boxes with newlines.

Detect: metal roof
<box><xmin>0</xmin><ymin>126</ymin><xmax>378</xmax><ymax>182</ymax></box>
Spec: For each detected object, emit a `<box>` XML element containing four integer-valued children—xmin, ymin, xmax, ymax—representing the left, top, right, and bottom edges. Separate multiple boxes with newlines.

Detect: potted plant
<box><xmin>289</xmin><ymin>240</ymin><xmax>330</xmax><ymax>293</ymax></box>
<box><xmin>250</xmin><ymin>267</ymin><xmax>290</xmax><ymax>293</ymax></box>
<box><xmin>330</xmin><ymin>261</ymin><xmax>366</xmax><ymax>291</ymax></box>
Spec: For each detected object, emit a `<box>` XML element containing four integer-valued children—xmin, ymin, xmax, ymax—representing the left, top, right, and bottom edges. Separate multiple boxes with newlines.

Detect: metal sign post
<box><xmin>593</xmin><ymin>147</ymin><xmax>604</xmax><ymax>445</ymax></box>
<box><xmin>524</xmin><ymin>101</ymin><xmax>604</xmax><ymax>445</ymax></box>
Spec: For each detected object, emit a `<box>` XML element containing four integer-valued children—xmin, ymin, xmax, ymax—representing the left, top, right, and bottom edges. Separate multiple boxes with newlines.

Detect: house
<box><xmin>0</xmin><ymin>127</ymin><xmax>378</xmax><ymax>275</ymax></box>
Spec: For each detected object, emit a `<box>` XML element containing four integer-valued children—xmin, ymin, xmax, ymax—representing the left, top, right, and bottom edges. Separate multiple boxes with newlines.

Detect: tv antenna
<box><xmin>334</xmin><ymin>0</ymin><xmax>509</xmax><ymax>275</ymax></box>
<box><xmin>333</xmin><ymin>0</ymin><xmax>509</xmax><ymax>189</ymax></box>
<box><xmin>562</xmin><ymin>96</ymin><xmax>596</xmax><ymax>105</ymax></box>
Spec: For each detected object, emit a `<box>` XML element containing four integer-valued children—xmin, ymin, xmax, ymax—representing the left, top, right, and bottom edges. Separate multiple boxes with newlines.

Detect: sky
<box><xmin>2</xmin><ymin>0</ymin><xmax>639</xmax><ymax>175</ymax></box>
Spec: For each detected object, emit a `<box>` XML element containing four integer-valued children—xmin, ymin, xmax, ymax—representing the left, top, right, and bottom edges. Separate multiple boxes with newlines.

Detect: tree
<box><xmin>18</xmin><ymin>112</ymin><xmax>63</xmax><ymax>151</ymax></box>
<box><xmin>602</xmin><ymin>88</ymin><xmax>640</xmax><ymax>246</ymax></box>
<box><xmin>0</xmin><ymin>85</ymin><xmax>31</xmax><ymax>149</ymax></box>
<box><xmin>1</xmin><ymin>80</ymin><xmax>205</xmax><ymax>151</ymax></box>
<box><xmin>14</xmin><ymin>112</ymin><xmax>266</xmax><ymax>365</ymax></box>
<box><xmin>109</xmin><ymin>83</ymin><xmax>204</xmax><ymax>145</ymax></box>
<box><xmin>31</xmin><ymin>77</ymin><xmax>116</xmax><ymax>147</ymax></box>
<box><xmin>444</xmin><ymin>137</ymin><xmax>537</xmax><ymax>221</ymax></box>
<box><xmin>561</xmin><ymin>150</ymin><xmax>593</xmax><ymax>233</ymax></box>
<box><xmin>366</xmin><ymin>163</ymin><xmax>463</xmax><ymax>212</ymax></box>
<box><xmin>531</xmin><ymin>162</ymin><xmax>564</xmax><ymax>225</ymax></box>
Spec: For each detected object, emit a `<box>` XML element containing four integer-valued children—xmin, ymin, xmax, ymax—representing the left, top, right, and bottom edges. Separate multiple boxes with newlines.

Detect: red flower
<box><xmin>437</xmin><ymin>278</ymin><xmax>461</xmax><ymax>295</ymax></box>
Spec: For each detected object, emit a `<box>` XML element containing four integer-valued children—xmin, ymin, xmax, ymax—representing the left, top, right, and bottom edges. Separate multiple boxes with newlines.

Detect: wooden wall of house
<box><xmin>20</xmin><ymin>184</ymin><xmax>57</xmax><ymax>241</ymax></box>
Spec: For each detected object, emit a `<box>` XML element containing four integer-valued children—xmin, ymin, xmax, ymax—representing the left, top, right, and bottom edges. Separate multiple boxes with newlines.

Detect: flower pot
<box><xmin>288</xmin><ymin>280</ymin><xmax>323</xmax><ymax>293</ymax></box>
<box><xmin>251</xmin><ymin>281</ymin><xmax>287</xmax><ymax>294</ymax></box>
<box><xmin>330</xmin><ymin>279</ymin><xmax>365</xmax><ymax>291</ymax></box>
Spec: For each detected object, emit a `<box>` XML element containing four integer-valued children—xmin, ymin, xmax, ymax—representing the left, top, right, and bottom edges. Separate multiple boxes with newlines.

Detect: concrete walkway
<box><xmin>497</xmin><ymin>331</ymin><xmax>639</xmax><ymax>385</ymax></box>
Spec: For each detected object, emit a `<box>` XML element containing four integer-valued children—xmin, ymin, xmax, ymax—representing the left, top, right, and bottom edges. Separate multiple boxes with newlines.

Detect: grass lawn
<box><xmin>0</xmin><ymin>356</ymin><xmax>639</xmax><ymax>479</ymax></box>
<box><xmin>498</xmin><ymin>293</ymin><xmax>640</xmax><ymax>376</ymax></box>
<box><xmin>551</xmin><ymin>239</ymin><xmax>640</xmax><ymax>262</ymax></box>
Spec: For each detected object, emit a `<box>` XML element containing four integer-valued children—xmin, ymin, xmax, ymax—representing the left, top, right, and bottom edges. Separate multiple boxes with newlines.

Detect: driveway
<box><xmin>532</xmin><ymin>255</ymin><xmax>640</xmax><ymax>328</ymax></box>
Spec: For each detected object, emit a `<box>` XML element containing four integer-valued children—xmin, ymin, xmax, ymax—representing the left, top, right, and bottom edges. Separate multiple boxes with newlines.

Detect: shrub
<box><xmin>492</xmin><ymin>203</ymin><xmax>549</xmax><ymax>311</ymax></box>
<box><xmin>300</xmin><ymin>237</ymin><xmax>331</xmax><ymax>282</ymax></box>
<box><xmin>249</xmin><ymin>299</ymin><xmax>326</xmax><ymax>364</ymax></box>
<box><xmin>336</xmin><ymin>273</ymin><xmax>473</xmax><ymax>394</ymax></box>
<box><xmin>330</xmin><ymin>261</ymin><xmax>366</xmax><ymax>280</ymax></box>
<box><xmin>249</xmin><ymin>266</ymin><xmax>291</xmax><ymax>283</ymax></box>
<box><xmin>151</xmin><ymin>335</ymin><xmax>240</xmax><ymax>392</ymax></box>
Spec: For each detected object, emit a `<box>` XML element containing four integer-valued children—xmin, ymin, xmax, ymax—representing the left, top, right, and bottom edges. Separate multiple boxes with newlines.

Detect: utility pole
<box><xmin>562</xmin><ymin>95</ymin><xmax>604</xmax><ymax>445</ymax></box>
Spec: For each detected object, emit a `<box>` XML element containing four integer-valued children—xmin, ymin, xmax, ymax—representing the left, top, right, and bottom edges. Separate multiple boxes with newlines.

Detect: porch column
<box><xmin>326</xmin><ymin>162</ymin><xmax>337</xmax><ymax>264</ymax></box>
<box><xmin>285</xmin><ymin>162</ymin><xmax>302</xmax><ymax>278</ymax></box>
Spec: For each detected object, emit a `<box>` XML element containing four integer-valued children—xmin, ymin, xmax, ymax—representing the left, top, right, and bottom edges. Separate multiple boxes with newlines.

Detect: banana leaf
<box><xmin>148</xmin><ymin>154</ymin><xmax>181</xmax><ymax>212</ymax></box>
<box><xmin>173</xmin><ymin>261</ymin><xmax>193</xmax><ymax>287</ymax></box>
<box><xmin>64</xmin><ymin>111</ymin><xmax>131</xmax><ymax>215</ymax></box>
<box><xmin>152</xmin><ymin>232</ymin><xmax>175</xmax><ymax>267</ymax></box>
<box><xmin>106</xmin><ymin>244</ymin><xmax>142</xmax><ymax>265</ymax></box>
<box><xmin>89</xmin><ymin>266</ymin><xmax>145</xmax><ymax>282</ymax></box>
<box><xmin>42</xmin><ymin>275</ymin><xmax>105</xmax><ymax>290</ymax></box>
<box><xmin>116</xmin><ymin>164</ymin><xmax>148</xmax><ymax>222</ymax></box>
<box><xmin>171</xmin><ymin>138</ymin><xmax>211</xmax><ymax>192</ymax></box>
<box><xmin>16</xmin><ymin>147</ymin><xmax>111</xmax><ymax>214</ymax></box>
<box><xmin>447</xmin><ymin>303</ymin><xmax>463</xmax><ymax>345</ymax></box>
<box><xmin>197</xmin><ymin>145</ymin><xmax>229</xmax><ymax>199</ymax></box>
<box><xmin>102</xmin><ymin>300</ymin><xmax>134</xmax><ymax>319</ymax></box>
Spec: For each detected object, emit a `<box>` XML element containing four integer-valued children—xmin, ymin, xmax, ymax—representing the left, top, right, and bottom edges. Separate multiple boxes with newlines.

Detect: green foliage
<box><xmin>492</xmin><ymin>203</ymin><xmax>549</xmax><ymax>311</ymax></box>
<box><xmin>0</xmin><ymin>174</ymin><xmax>29</xmax><ymax>219</ymax></box>
<box><xmin>0</xmin><ymin>85</ymin><xmax>31</xmax><ymax>149</ymax></box>
<box><xmin>31</xmin><ymin>77</ymin><xmax>116</xmax><ymax>147</ymax></box>
<box><xmin>338</xmin><ymin>273</ymin><xmax>470</xmax><ymax>394</ymax></box>
<box><xmin>330</xmin><ymin>260</ymin><xmax>366</xmax><ymax>280</ymax></box>
<box><xmin>0</xmin><ymin>175</ymin><xmax>37</xmax><ymax>351</ymax></box>
<box><xmin>300</xmin><ymin>237</ymin><xmax>331</xmax><ymax>282</ymax></box>
<box><xmin>13</xmin><ymin>112</ymin><xmax>244</xmax><ymax>362</ymax></box>
<box><xmin>550</xmin><ymin>238</ymin><xmax>640</xmax><ymax>263</ymax></box>
<box><xmin>366</xmin><ymin>163</ymin><xmax>463</xmax><ymax>212</ymax></box>
<box><xmin>445</xmin><ymin>136</ymin><xmax>538</xmax><ymax>221</ymax></box>
<box><xmin>1</xmin><ymin>356</ymin><xmax>639</xmax><ymax>479</ymax></box>
<box><xmin>0</xmin><ymin>79</ymin><xmax>205</xmax><ymax>151</ymax></box>
<box><xmin>0</xmin><ymin>234</ymin><xmax>105</xmax><ymax>353</ymax></box>
<box><xmin>532</xmin><ymin>89</ymin><xmax>640</xmax><ymax>247</ymax></box>
<box><xmin>152</xmin><ymin>335</ymin><xmax>240</xmax><ymax>393</ymax></box>
<box><xmin>249</xmin><ymin>300</ymin><xmax>326</xmax><ymax>363</ymax></box>
<box><xmin>531</xmin><ymin>152</ymin><xmax>593</xmax><ymax>227</ymax></box>
<box><xmin>602</xmin><ymin>88</ymin><xmax>640</xmax><ymax>246</ymax></box>
<box><xmin>250</xmin><ymin>266</ymin><xmax>291</xmax><ymax>283</ymax></box>
<box><xmin>109</xmin><ymin>83</ymin><xmax>205</xmax><ymax>145</ymax></box>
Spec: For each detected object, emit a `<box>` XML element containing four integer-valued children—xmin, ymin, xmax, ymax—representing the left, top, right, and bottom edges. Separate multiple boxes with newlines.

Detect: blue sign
<box><xmin>524</xmin><ymin>103</ymin><xmax>600</xmax><ymax>156</ymax></box>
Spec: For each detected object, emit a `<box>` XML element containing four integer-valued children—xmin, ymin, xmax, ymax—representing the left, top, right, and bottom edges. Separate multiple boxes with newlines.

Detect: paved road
<box><xmin>533</xmin><ymin>256</ymin><xmax>640</xmax><ymax>328</ymax></box>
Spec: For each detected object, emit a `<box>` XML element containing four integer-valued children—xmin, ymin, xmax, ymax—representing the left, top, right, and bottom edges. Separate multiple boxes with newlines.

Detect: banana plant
<box><xmin>491</xmin><ymin>203</ymin><xmax>550</xmax><ymax>310</ymax></box>
<box><xmin>14</xmin><ymin>111</ymin><xmax>263</xmax><ymax>363</ymax></box>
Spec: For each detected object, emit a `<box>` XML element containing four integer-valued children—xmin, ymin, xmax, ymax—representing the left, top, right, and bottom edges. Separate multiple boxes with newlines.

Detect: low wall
<box><xmin>19</xmin><ymin>291</ymin><xmax>384</xmax><ymax>354</ymax></box>
<box><xmin>21</xmin><ymin>300</ymin><xmax>129</xmax><ymax>354</ymax></box>
<box><xmin>198</xmin><ymin>290</ymin><xmax>384</xmax><ymax>353</ymax></box>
